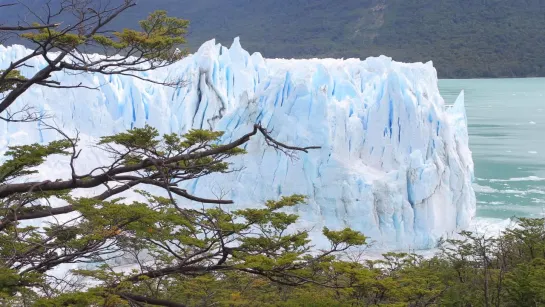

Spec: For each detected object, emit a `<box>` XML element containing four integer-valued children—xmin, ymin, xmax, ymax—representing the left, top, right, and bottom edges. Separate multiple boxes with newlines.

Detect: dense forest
<box><xmin>100</xmin><ymin>218</ymin><xmax>545</xmax><ymax>307</ymax></box>
<box><xmin>3</xmin><ymin>0</ymin><xmax>544</xmax><ymax>78</ymax></box>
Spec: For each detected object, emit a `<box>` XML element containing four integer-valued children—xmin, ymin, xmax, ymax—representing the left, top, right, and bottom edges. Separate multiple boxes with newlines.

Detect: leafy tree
<box><xmin>0</xmin><ymin>122</ymin><xmax>365</xmax><ymax>305</ymax></box>
<box><xmin>128</xmin><ymin>219</ymin><xmax>545</xmax><ymax>307</ymax></box>
<box><xmin>0</xmin><ymin>2</ymin><xmax>365</xmax><ymax>305</ymax></box>
<box><xmin>0</xmin><ymin>0</ymin><xmax>189</xmax><ymax>122</ymax></box>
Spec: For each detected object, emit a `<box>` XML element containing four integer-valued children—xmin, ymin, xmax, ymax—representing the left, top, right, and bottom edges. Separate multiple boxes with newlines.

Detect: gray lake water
<box><xmin>439</xmin><ymin>78</ymin><xmax>545</xmax><ymax>220</ymax></box>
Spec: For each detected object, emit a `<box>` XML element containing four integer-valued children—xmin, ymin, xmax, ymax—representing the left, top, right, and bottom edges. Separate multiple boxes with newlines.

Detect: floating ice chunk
<box><xmin>473</xmin><ymin>183</ymin><xmax>499</xmax><ymax>193</ymax></box>
<box><xmin>489</xmin><ymin>176</ymin><xmax>545</xmax><ymax>182</ymax></box>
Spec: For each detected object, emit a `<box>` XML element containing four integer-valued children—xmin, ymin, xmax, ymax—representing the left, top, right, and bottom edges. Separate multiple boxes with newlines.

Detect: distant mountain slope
<box><xmin>2</xmin><ymin>0</ymin><xmax>545</xmax><ymax>78</ymax></box>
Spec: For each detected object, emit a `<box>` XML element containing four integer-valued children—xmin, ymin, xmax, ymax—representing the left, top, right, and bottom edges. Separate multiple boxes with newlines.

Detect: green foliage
<box><xmin>21</xmin><ymin>24</ymin><xmax>85</xmax><ymax>48</ymax></box>
<box><xmin>121</xmin><ymin>218</ymin><xmax>545</xmax><ymax>307</ymax></box>
<box><xmin>99</xmin><ymin>124</ymin><xmax>160</xmax><ymax>149</ymax></box>
<box><xmin>0</xmin><ymin>69</ymin><xmax>26</xmax><ymax>93</ymax></box>
<box><xmin>0</xmin><ymin>123</ymin><xmax>367</xmax><ymax>306</ymax></box>
<box><xmin>97</xmin><ymin>125</ymin><xmax>245</xmax><ymax>175</ymax></box>
<box><xmin>21</xmin><ymin>11</ymin><xmax>189</xmax><ymax>62</ymax></box>
<box><xmin>0</xmin><ymin>140</ymin><xmax>71</xmax><ymax>183</ymax></box>
<box><xmin>182</xmin><ymin>129</ymin><xmax>224</xmax><ymax>147</ymax></box>
<box><xmin>323</xmin><ymin>227</ymin><xmax>367</xmax><ymax>247</ymax></box>
<box><xmin>42</xmin><ymin>217</ymin><xmax>545</xmax><ymax>307</ymax></box>
<box><xmin>0</xmin><ymin>268</ymin><xmax>22</xmax><ymax>296</ymax></box>
<box><xmin>265</xmin><ymin>194</ymin><xmax>306</xmax><ymax>210</ymax></box>
<box><xmin>33</xmin><ymin>291</ymin><xmax>108</xmax><ymax>307</ymax></box>
<box><xmin>504</xmin><ymin>258</ymin><xmax>545</xmax><ymax>306</ymax></box>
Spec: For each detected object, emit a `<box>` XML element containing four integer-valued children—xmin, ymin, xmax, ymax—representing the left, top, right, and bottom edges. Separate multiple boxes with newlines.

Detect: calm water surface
<box><xmin>439</xmin><ymin>78</ymin><xmax>545</xmax><ymax>220</ymax></box>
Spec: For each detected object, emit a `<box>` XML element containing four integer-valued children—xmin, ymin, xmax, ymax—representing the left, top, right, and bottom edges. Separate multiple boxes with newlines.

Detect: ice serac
<box><xmin>0</xmin><ymin>38</ymin><xmax>476</xmax><ymax>249</ymax></box>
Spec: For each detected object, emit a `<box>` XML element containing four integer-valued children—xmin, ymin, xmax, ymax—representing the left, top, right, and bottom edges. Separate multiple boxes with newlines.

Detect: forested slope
<box><xmin>2</xmin><ymin>0</ymin><xmax>544</xmax><ymax>78</ymax></box>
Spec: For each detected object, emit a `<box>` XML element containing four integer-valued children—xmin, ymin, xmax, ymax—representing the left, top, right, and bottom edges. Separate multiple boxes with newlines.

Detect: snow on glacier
<box><xmin>0</xmin><ymin>38</ymin><xmax>476</xmax><ymax>249</ymax></box>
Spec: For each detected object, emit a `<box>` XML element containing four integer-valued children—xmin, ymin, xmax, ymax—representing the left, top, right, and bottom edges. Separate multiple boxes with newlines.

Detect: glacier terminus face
<box><xmin>0</xmin><ymin>38</ymin><xmax>476</xmax><ymax>250</ymax></box>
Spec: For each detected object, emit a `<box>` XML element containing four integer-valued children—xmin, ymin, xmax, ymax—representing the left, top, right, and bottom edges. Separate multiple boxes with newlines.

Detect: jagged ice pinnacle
<box><xmin>0</xmin><ymin>37</ymin><xmax>476</xmax><ymax>249</ymax></box>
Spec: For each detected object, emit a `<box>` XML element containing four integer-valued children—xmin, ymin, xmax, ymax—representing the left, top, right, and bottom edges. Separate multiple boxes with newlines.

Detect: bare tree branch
<box><xmin>0</xmin><ymin>104</ymin><xmax>50</xmax><ymax>122</ymax></box>
<box><xmin>0</xmin><ymin>0</ymin><xmax>139</xmax><ymax>115</ymax></box>
<box><xmin>0</xmin><ymin>23</ymin><xmax>60</xmax><ymax>31</ymax></box>
<box><xmin>0</xmin><ymin>3</ymin><xmax>16</xmax><ymax>8</ymax></box>
<box><xmin>0</xmin><ymin>124</ymin><xmax>320</xmax><ymax>231</ymax></box>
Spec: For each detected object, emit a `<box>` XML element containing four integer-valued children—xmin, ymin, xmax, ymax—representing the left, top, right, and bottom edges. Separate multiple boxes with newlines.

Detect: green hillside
<box><xmin>2</xmin><ymin>0</ymin><xmax>545</xmax><ymax>78</ymax></box>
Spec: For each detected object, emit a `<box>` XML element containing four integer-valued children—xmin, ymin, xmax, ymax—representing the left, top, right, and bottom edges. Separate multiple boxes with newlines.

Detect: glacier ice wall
<box><xmin>0</xmin><ymin>38</ymin><xmax>476</xmax><ymax>249</ymax></box>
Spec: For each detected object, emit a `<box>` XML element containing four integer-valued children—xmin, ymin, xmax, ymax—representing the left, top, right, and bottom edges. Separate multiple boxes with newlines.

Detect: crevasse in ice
<box><xmin>0</xmin><ymin>38</ymin><xmax>476</xmax><ymax>249</ymax></box>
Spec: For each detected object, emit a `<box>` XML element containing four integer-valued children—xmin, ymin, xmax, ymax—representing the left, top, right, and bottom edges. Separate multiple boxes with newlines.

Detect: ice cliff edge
<box><xmin>0</xmin><ymin>38</ymin><xmax>476</xmax><ymax>249</ymax></box>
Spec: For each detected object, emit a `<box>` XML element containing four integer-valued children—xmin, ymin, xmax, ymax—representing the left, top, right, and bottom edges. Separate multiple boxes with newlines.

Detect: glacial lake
<box><xmin>439</xmin><ymin>78</ymin><xmax>545</xmax><ymax>221</ymax></box>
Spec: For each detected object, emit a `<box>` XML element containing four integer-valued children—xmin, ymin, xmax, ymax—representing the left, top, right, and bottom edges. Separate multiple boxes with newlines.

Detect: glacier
<box><xmin>0</xmin><ymin>38</ymin><xmax>476</xmax><ymax>250</ymax></box>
